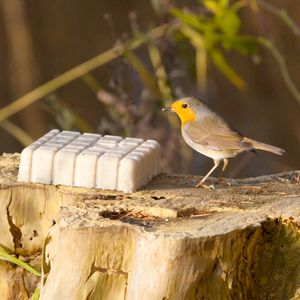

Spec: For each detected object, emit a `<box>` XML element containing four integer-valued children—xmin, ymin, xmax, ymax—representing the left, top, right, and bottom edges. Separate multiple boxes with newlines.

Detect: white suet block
<box><xmin>18</xmin><ymin>130</ymin><xmax>161</xmax><ymax>193</ymax></box>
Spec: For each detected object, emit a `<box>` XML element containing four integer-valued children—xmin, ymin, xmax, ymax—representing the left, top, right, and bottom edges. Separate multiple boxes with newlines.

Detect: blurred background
<box><xmin>0</xmin><ymin>0</ymin><xmax>299</xmax><ymax>178</ymax></box>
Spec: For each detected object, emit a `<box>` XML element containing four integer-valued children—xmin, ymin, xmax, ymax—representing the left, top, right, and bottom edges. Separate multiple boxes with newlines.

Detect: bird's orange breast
<box><xmin>171</xmin><ymin>101</ymin><xmax>196</xmax><ymax>126</ymax></box>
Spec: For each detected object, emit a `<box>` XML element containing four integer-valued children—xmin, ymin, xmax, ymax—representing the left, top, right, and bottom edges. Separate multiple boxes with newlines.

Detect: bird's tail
<box><xmin>243</xmin><ymin>137</ymin><xmax>286</xmax><ymax>155</ymax></box>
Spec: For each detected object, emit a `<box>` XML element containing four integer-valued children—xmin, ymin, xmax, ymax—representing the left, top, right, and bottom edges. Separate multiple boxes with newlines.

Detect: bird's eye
<box><xmin>182</xmin><ymin>103</ymin><xmax>188</xmax><ymax>108</ymax></box>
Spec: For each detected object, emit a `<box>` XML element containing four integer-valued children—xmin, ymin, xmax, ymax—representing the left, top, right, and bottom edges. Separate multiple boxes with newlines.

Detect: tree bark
<box><xmin>0</xmin><ymin>153</ymin><xmax>300</xmax><ymax>299</ymax></box>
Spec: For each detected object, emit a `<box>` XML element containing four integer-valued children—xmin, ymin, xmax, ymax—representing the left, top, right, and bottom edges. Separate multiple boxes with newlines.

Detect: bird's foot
<box><xmin>195</xmin><ymin>182</ymin><xmax>215</xmax><ymax>191</ymax></box>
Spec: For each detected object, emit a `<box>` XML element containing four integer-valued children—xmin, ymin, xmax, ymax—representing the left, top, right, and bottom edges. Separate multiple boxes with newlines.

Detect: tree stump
<box><xmin>0</xmin><ymin>153</ymin><xmax>300</xmax><ymax>299</ymax></box>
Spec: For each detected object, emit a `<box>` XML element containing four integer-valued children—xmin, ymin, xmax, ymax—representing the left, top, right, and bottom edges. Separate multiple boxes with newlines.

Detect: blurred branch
<box><xmin>257</xmin><ymin>37</ymin><xmax>300</xmax><ymax>105</ymax></box>
<box><xmin>257</xmin><ymin>0</ymin><xmax>300</xmax><ymax>37</ymax></box>
<box><xmin>211</xmin><ymin>49</ymin><xmax>246</xmax><ymax>90</ymax></box>
<box><xmin>179</xmin><ymin>25</ymin><xmax>207</xmax><ymax>92</ymax></box>
<box><xmin>0</xmin><ymin>120</ymin><xmax>34</xmax><ymax>146</ymax></box>
<box><xmin>147</xmin><ymin>41</ymin><xmax>177</xmax><ymax>129</ymax></box>
<box><xmin>81</xmin><ymin>73</ymin><xmax>103</xmax><ymax>94</ymax></box>
<box><xmin>148</xmin><ymin>41</ymin><xmax>173</xmax><ymax>101</ymax></box>
<box><xmin>0</xmin><ymin>23</ymin><xmax>170</xmax><ymax>123</ymax></box>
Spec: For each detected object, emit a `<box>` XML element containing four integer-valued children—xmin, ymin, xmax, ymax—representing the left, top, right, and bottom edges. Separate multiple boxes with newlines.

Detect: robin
<box><xmin>162</xmin><ymin>97</ymin><xmax>286</xmax><ymax>188</ymax></box>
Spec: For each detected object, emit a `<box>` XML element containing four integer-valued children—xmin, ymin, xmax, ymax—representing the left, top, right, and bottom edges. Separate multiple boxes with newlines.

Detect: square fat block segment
<box><xmin>144</xmin><ymin>140</ymin><xmax>161</xmax><ymax>175</ymax></box>
<box><xmin>52</xmin><ymin>148</ymin><xmax>82</xmax><ymax>186</ymax></box>
<box><xmin>74</xmin><ymin>150</ymin><xmax>104</xmax><ymax>188</ymax></box>
<box><xmin>120</xmin><ymin>137</ymin><xmax>144</xmax><ymax>146</ymax></box>
<box><xmin>18</xmin><ymin>129</ymin><xmax>60</xmax><ymax>182</ymax></box>
<box><xmin>31</xmin><ymin>145</ymin><xmax>61</xmax><ymax>184</ymax></box>
<box><xmin>53</xmin><ymin>134</ymin><xmax>101</xmax><ymax>186</ymax></box>
<box><xmin>102</xmin><ymin>135</ymin><xmax>123</xmax><ymax>142</ymax></box>
<box><xmin>133</xmin><ymin>146</ymin><xmax>153</xmax><ymax>181</ymax></box>
<box><xmin>95</xmin><ymin>152</ymin><xmax>124</xmax><ymax>190</ymax></box>
<box><xmin>17</xmin><ymin>130</ymin><xmax>161</xmax><ymax>192</ymax></box>
<box><xmin>117</xmin><ymin>155</ymin><xmax>141</xmax><ymax>193</ymax></box>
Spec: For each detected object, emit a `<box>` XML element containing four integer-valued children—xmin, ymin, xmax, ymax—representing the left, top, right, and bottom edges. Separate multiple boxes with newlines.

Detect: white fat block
<box><xmin>58</xmin><ymin>130</ymin><xmax>81</xmax><ymax>138</ymax></box>
<box><xmin>40</xmin><ymin>129</ymin><xmax>60</xmax><ymax>139</ymax></box>
<box><xmin>18</xmin><ymin>130</ymin><xmax>60</xmax><ymax>182</ymax></box>
<box><xmin>31</xmin><ymin>145</ymin><xmax>61</xmax><ymax>183</ymax></box>
<box><xmin>94</xmin><ymin>136</ymin><xmax>122</xmax><ymax>149</ymax></box>
<box><xmin>102</xmin><ymin>135</ymin><xmax>123</xmax><ymax>142</ymax></box>
<box><xmin>96</xmin><ymin>152</ymin><xmax>124</xmax><ymax>190</ymax></box>
<box><xmin>95</xmin><ymin>142</ymin><xmax>118</xmax><ymax>149</ymax></box>
<box><xmin>68</xmin><ymin>142</ymin><xmax>90</xmax><ymax>147</ymax></box>
<box><xmin>135</xmin><ymin>145</ymin><xmax>153</xmax><ymax>181</ymax></box>
<box><xmin>18</xmin><ymin>130</ymin><xmax>161</xmax><ymax>192</ymax></box>
<box><xmin>31</xmin><ymin>132</ymin><xmax>80</xmax><ymax>184</ymax></box>
<box><xmin>53</xmin><ymin>134</ymin><xmax>101</xmax><ymax>186</ymax></box>
<box><xmin>129</xmin><ymin>151</ymin><xmax>147</xmax><ymax>187</ymax></box>
<box><xmin>117</xmin><ymin>155</ymin><xmax>141</xmax><ymax>193</ymax></box>
<box><xmin>120</xmin><ymin>137</ymin><xmax>143</xmax><ymax>146</ymax></box>
<box><xmin>53</xmin><ymin>148</ymin><xmax>81</xmax><ymax>186</ymax></box>
<box><xmin>82</xmin><ymin>133</ymin><xmax>102</xmax><ymax>139</ymax></box>
<box><xmin>144</xmin><ymin>140</ymin><xmax>161</xmax><ymax>175</ymax></box>
<box><xmin>118</xmin><ymin>143</ymin><xmax>136</xmax><ymax>150</ymax></box>
<box><xmin>74</xmin><ymin>150</ymin><xmax>104</xmax><ymax>188</ymax></box>
<box><xmin>34</xmin><ymin>129</ymin><xmax>60</xmax><ymax>145</ymax></box>
<box><xmin>108</xmin><ymin>145</ymin><xmax>133</xmax><ymax>156</ymax></box>
<box><xmin>18</xmin><ymin>145</ymin><xmax>40</xmax><ymax>182</ymax></box>
<box><xmin>71</xmin><ymin>133</ymin><xmax>101</xmax><ymax>145</ymax></box>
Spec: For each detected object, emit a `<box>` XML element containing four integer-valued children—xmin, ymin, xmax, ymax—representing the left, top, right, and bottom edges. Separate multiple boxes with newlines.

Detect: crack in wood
<box><xmin>6</xmin><ymin>195</ymin><xmax>22</xmax><ymax>251</ymax></box>
<box><xmin>89</xmin><ymin>263</ymin><xmax>128</xmax><ymax>277</ymax></box>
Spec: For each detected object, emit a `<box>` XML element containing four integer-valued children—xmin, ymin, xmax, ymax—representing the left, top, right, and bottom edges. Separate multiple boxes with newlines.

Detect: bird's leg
<box><xmin>195</xmin><ymin>160</ymin><xmax>220</xmax><ymax>188</ymax></box>
<box><xmin>215</xmin><ymin>158</ymin><xmax>229</xmax><ymax>184</ymax></box>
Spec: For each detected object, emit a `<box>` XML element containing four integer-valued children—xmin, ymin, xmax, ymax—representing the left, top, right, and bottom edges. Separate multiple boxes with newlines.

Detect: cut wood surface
<box><xmin>0</xmin><ymin>153</ymin><xmax>300</xmax><ymax>299</ymax></box>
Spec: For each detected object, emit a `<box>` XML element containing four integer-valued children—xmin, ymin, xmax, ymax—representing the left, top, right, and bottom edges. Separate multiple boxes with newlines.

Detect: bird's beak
<box><xmin>162</xmin><ymin>107</ymin><xmax>174</xmax><ymax>112</ymax></box>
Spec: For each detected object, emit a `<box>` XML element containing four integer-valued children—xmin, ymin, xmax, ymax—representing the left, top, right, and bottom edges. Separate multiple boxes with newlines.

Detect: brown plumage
<box><xmin>163</xmin><ymin>97</ymin><xmax>286</xmax><ymax>188</ymax></box>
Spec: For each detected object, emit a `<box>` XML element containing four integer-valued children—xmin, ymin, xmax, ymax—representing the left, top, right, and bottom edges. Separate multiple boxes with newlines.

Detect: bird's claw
<box><xmin>195</xmin><ymin>183</ymin><xmax>215</xmax><ymax>191</ymax></box>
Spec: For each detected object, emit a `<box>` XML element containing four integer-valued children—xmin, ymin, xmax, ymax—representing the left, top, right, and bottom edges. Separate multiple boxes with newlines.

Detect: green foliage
<box><xmin>148</xmin><ymin>41</ymin><xmax>173</xmax><ymax>101</ymax></box>
<box><xmin>171</xmin><ymin>1</ymin><xmax>258</xmax><ymax>89</ymax></box>
<box><xmin>31</xmin><ymin>288</ymin><xmax>40</xmax><ymax>300</ymax></box>
<box><xmin>211</xmin><ymin>48</ymin><xmax>245</xmax><ymax>89</ymax></box>
<box><xmin>0</xmin><ymin>245</ymin><xmax>41</xmax><ymax>276</ymax></box>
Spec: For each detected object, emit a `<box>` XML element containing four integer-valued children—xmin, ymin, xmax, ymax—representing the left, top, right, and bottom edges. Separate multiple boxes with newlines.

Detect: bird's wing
<box><xmin>184</xmin><ymin>116</ymin><xmax>247</xmax><ymax>152</ymax></box>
